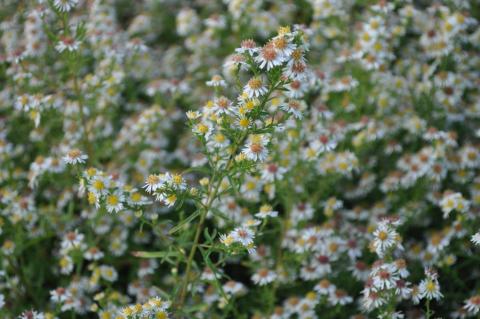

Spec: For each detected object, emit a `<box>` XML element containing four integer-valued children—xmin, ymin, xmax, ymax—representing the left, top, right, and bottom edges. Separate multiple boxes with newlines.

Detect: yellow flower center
<box><xmin>377</xmin><ymin>231</ymin><xmax>388</xmax><ymax>241</ymax></box>
<box><xmin>107</xmin><ymin>195</ymin><xmax>119</xmax><ymax>206</ymax></box>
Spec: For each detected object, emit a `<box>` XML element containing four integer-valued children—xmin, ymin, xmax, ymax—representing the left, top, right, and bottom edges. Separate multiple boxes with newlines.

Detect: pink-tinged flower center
<box><xmin>291</xmin><ymin>62</ymin><xmax>306</xmax><ymax>73</ymax></box>
<box><xmin>262</xmin><ymin>47</ymin><xmax>277</xmax><ymax>61</ymax></box>
<box><xmin>290</xmin><ymin>80</ymin><xmax>301</xmax><ymax>90</ymax></box>
<box><xmin>267</xmin><ymin>164</ymin><xmax>278</xmax><ymax>173</ymax></box>
<box><xmin>61</xmin><ymin>36</ymin><xmax>75</xmax><ymax>45</ymax></box>
<box><xmin>317</xmin><ymin>255</ymin><xmax>329</xmax><ymax>264</ymax></box>
<box><xmin>319</xmin><ymin>135</ymin><xmax>329</xmax><ymax>144</ymax></box>
<box><xmin>237</xmin><ymin>230</ymin><xmax>248</xmax><ymax>238</ymax></box>
<box><xmin>378</xmin><ymin>270</ymin><xmax>390</xmax><ymax>280</ymax></box>
<box><xmin>356</xmin><ymin>261</ymin><xmax>367</xmax><ymax>270</ymax></box>
<box><xmin>258</xmin><ymin>268</ymin><xmax>269</xmax><ymax>277</ymax></box>
<box><xmin>250</xmin><ymin>144</ymin><xmax>263</xmax><ymax>154</ymax></box>
<box><xmin>470</xmin><ymin>296</ymin><xmax>480</xmax><ymax>305</ymax></box>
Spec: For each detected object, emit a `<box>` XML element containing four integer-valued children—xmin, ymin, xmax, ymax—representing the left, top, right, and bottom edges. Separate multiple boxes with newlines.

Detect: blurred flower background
<box><xmin>0</xmin><ymin>0</ymin><xmax>480</xmax><ymax>318</ymax></box>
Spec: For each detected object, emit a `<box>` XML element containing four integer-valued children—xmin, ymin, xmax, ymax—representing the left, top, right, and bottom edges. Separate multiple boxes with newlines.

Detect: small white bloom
<box><xmin>419</xmin><ymin>270</ymin><xmax>443</xmax><ymax>301</ymax></box>
<box><xmin>143</xmin><ymin>174</ymin><xmax>163</xmax><ymax>193</ymax></box>
<box><xmin>54</xmin><ymin>0</ymin><xmax>79</xmax><ymax>12</ymax></box>
<box><xmin>255</xmin><ymin>44</ymin><xmax>283</xmax><ymax>70</ymax></box>
<box><xmin>55</xmin><ymin>36</ymin><xmax>81</xmax><ymax>53</ymax></box>
<box><xmin>464</xmin><ymin>295</ymin><xmax>480</xmax><ymax>315</ymax></box>
<box><xmin>255</xmin><ymin>204</ymin><xmax>278</xmax><ymax>219</ymax></box>
<box><xmin>230</xmin><ymin>226</ymin><xmax>255</xmax><ymax>246</ymax></box>
<box><xmin>105</xmin><ymin>191</ymin><xmax>125</xmax><ymax>213</ymax></box>
<box><xmin>372</xmin><ymin>222</ymin><xmax>398</xmax><ymax>257</ymax></box>
<box><xmin>244</xmin><ymin>77</ymin><xmax>268</xmax><ymax>98</ymax></box>
<box><xmin>251</xmin><ymin>268</ymin><xmax>276</xmax><ymax>286</ymax></box>
<box><xmin>100</xmin><ymin>265</ymin><xmax>118</xmax><ymax>282</ymax></box>
<box><xmin>206</xmin><ymin>75</ymin><xmax>227</xmax><ymax>87</ymax></box>
<box><xmin>62</xmin><ymin>149</ymin><xmax>88</xmax><ymax>165</ymax></box>
<box><xmin>471</xmin><ymin>232</ymin><xmax>480</xmax><ymax>246</ymax></box>
<box><xmin>242</xmin><ymin>135</ymin><xmax>269</xmax><ymax>162</ymax></box>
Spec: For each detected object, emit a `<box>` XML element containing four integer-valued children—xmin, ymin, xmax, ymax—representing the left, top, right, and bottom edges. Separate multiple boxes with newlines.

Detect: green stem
<box><xmin>175</xmin><ymin>171</ymin><xmax>222</xmax><ymax>309</ymax></box>
<box><xmin>72</xmin><ymin>67</ymin><xmax>93</xmax><ymax>163</ymax></box>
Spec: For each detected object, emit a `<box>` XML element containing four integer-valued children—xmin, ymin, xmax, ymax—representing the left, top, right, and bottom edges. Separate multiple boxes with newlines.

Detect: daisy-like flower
<box><xmin>18</xmin><ymin>310</ymin><xmax>45</xmax><ymax>319</ymax></box>
<box><xmin>61</xmin><ymin>230</ymin><xmax>85</xmax><ymax>252</ymax></box>
<box><xmin>255</xmin><ymin>204</ymin><xmax>278</xmax><ymax>219</ymax></box>
<box><xmin>143</xmin><ymin>174</ymin><xmax>163</xmax><ymax>193</ymax></box>
<box><xmin>164</xmin><ymin>194</ymin><xmax>177</xmax><ymax>207</ymax></box>
<box><xmin>62</xmin><ymin>149</ymin><xmax>88</xmax><ymax>165</ymax></box>
<box><xmin>235</xmin><ymin>39</ymin><xmax>258</xmax><ymax>55</ymax></box>
<box><xmin>105</xmin><ymin>191</ymin><xmax>125</xmax><ymax>213</ymax></box>
<box><xmin>284</xmin><ymin>60</ymin><xmax>307</xmax><ymax>80</ymax></box>
<box><xmin>53</xmin><ymin>0</ymin><xmax>79</xmax><ymax>12</ymax></box>
<box><xmin>251</xmin><ymin>268</ymin><xmax>277</xmax><ymax>286</ymax></box>
<box><xmin>372</xmin><ymin>263</ymin><xmax>399</xmax><ymax>291</ymax></box>
<box><xmin>471</xmin><ymin>232</ymin><xmax>480</xmax><ymax>246</ymax></box>
<box><xmin>312</xmin><ymin>134</ymin><xmax>337</xmax><ymax>154</ymax></box>
<box><xmin>206</xmin><ymin>75</ymin><xmax>227</xmax><ymax>87</ymax></box>
<box><xmin>212</xmin><ymin>96</ymin><xmax>233</xmax><ymax>115</ymax></box>
<box><xmin>255</xmin><ymin>44</ymin><xmax>283</xmax><ymax>70</ymax></box>
<box><xmin>314</xmin><ymin>279</ymin><xmax>336</xmax><ymax>296</ymax></box>
<box><xmin>440</xmin><ymin>192</ymin><xmax>469</xmax><ymax>217</ymax></box>
<box><xmin>223</xmin><ymin>280</ymin><xmax>246</xmax><ymax>295</ymax></box>
<box><xmin>395</xmin><ymin>279</ymin><xmax>412</xmax><ymax>299</ymax></box>
<box><xmin>166</xmin><ymin>173</ymin><xmax>187</xmax><ymax>191</ymax></box>
<box><xmin>372</xmin><ymin>222</ymin><xmax>398</xmax><ymax>257</ymax></box>
<box><xmin>281</xmin><ymin>99</ymin><xmax>305</xmax><ymax>119</ymax></box>
<box><xmin>242</xmin><ymin>134</ymin><xmax>269</xmax><ymax>162</ymax></box>
<box><xmin>59</xmin><ymin>255</ymin><xmax>74</xmax><ymax>275</ymax></box>
<box><xmin>100</xmin><ymin>265</ymin><xmax>118</xmax><ymax>282</ymax></box>
<box><xmin>261</xmin><ymin>163</ymin><xmax>287</xmax><ymax>182</ymax></box>
<box><xmin>147</xmin><ymin>296</ymin><xmax>170</xmax><ymax>312</ymax></box>
<box><xmin>50</xmin><ymin>287</ymin><xmax>71</xmax><ymax>303</ymax></box>
<box><xmin>208</xmin><ymin>132</ymin><xmax>230</xmax><ymax>149</ymax></box>
<box><xmin>89</xmin><ymin>175</ymin><xmax>109</xmax><ymax>196</ymax></box>
<box><xmin>362</xmin><ymin>290</ymin><xmax>386</xmax><ymax>311</ymax></box>
<box><xmin>186</xmin><ymin>110</ymin><xmax>201</xmax><ymax>120</ymax></box>
<box><xmin>419</xmin><ymin>269</ymin><xmax>443</xmax><ymax>301</ymax></box>
<box><xmin>220</xmin><ymin>233</ymin><xmax>234</xmax><ymax>247</ymax></box>
<box><xmin>55</xmin><ymin>35</ymin><xmax>81</xmax><ymax>53</ymax></box>
<box><xmin>464</xmin><ymin>295</ymin><xmax>480</xmax><ymax>315</ymax></box>
<box><xmin>230</xmin><ymin>226</ymin><xmax>255</xmax><ymax>246</ymax></box>
<box><xmin>192</xmin><ymin>122</ymin><xmax>213</xmax><ymax>137</ymax></box>
<box><xmin>244</xmin><ymin>77</ymin><xmax>268</xmax><ymax>98</ymax></box>
<box><xmin>271</xmin><ymin>35</ymin><xmax>296</xmax><ymax>59</ymax></box>
<box><xmin>84</xmin><ymin>247</ymin><xmax>104</xmax><ymax>261</ymax></box>
<box><xmin>286</xmin><ymin>80</ymin><xmax>306</xmax><ymax>99</ymax></box>
<box><xmin>328</xmin><ymin>289</ymin><xmax>353</xmax><ymax>306</ymax></box>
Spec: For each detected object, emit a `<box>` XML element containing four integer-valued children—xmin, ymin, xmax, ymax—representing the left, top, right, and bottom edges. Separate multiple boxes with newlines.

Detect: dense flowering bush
<box><xmin>0</xmin><ymin>0</ymin><xmax>480</xmax><ymax>318</ymax></box>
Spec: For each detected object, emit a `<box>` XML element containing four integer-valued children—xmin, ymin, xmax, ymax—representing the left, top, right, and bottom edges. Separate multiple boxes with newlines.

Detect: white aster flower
<box><xmin>55</xmin><ymin>36</ymin><xmax>81</xmax><ymax>53</ymax></box>
<box><xmin>251</xmin><ymin>268</ymin><xmax>277</xmax><ymax>286</ymax></box>
<box><xmin>242</xmin><ymin>134</ymin><xmax>269</xmax><ymax>162</ymax></box>
<box><xmin>244</xmin><ymin>77</ymin><xmax>268</xmax><ymax>98</ymax></box>
<box><xmin>231</xmin><ymin>226</ymin><xmax>255</xmax><ymax>246</ymax></box>
<box><xmin>62</xmin><ymin>149</ymin><xmax>88</xmax><ymax>165</ymax></box>
<box><xmin>54</xmin><ymin>0</ymin><xmax>79</xmax><ymax>12</ymax></box>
